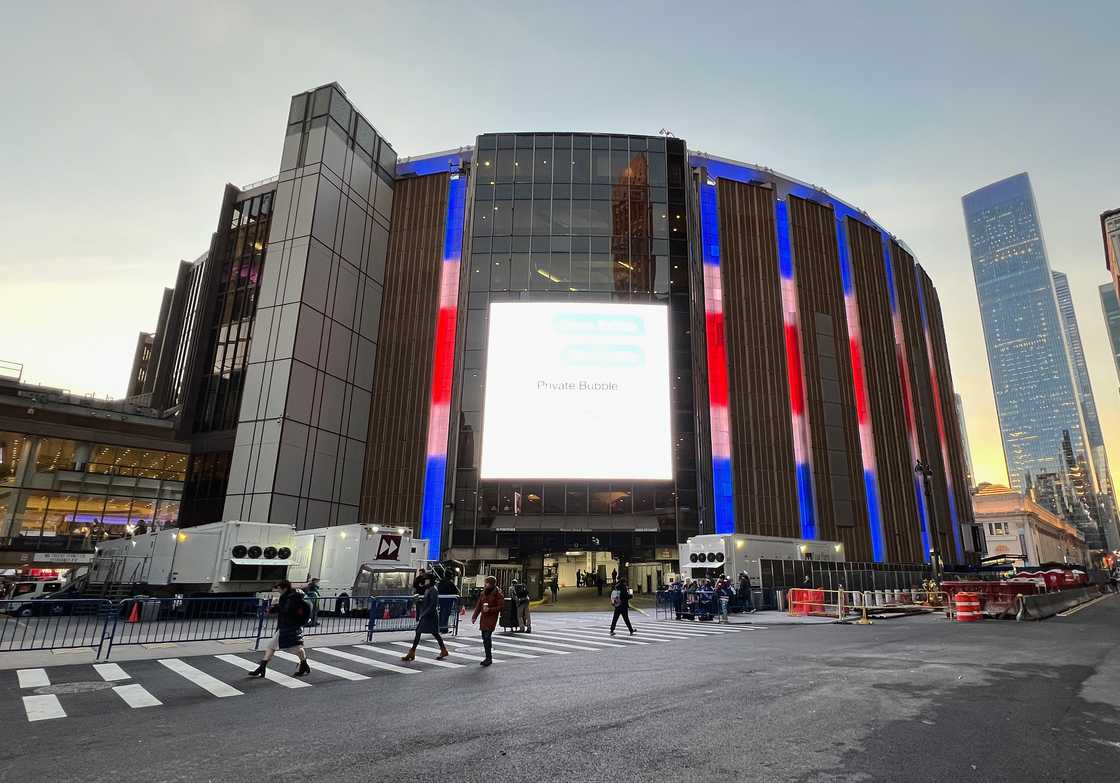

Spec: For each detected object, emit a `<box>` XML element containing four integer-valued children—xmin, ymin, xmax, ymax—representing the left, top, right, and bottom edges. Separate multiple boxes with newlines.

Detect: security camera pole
<box><xmin>914</xmin><ymin>459</ymin><xmax>941</xmax><ymax>583</ymax></box>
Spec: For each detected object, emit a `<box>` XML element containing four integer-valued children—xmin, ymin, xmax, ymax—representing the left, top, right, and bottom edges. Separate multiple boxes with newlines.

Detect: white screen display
<box><xmin>479</xmin><ymin>302</ymin><xmax>673</xmax><ymax>480</ymax></box>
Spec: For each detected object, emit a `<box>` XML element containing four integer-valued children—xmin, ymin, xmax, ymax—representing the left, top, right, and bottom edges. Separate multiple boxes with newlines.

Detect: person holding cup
<box><xmin>471</xmin><ymin>575</ymin><xmax>504</xmax><ymax>667</ymax></box>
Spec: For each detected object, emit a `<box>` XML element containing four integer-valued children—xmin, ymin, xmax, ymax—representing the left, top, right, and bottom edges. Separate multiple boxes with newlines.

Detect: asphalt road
<box><xmin>2</xmin><ymin>598</ymin><xmax>1118</xmax><ymax>783</ymax></box>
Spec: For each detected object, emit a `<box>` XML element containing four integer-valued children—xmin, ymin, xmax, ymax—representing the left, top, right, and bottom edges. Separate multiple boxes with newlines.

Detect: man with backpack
<box><xmin>249</xmin><ymin>580</ymin><xmax>312</xmax><ymax>678</ymax></box>
<box><xmin>609</xmin><ymin>578</ymin><xmax>636</xmax><ymax>636</ymax></box>
<box><xmin>512</xmin><ymin>579</ymin><xmax>532</xmax><ymax>633</ymax></box>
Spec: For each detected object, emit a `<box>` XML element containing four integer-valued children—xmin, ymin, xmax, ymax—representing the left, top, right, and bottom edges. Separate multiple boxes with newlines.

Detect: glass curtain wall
<box><xmin>451</xmin><ymin>133</ymin><xmax>698</xmax><ymax>558</ymax></box>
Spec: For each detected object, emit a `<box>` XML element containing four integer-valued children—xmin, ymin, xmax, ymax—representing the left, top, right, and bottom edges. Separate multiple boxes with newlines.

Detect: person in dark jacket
<box><xmin>512</xmin><ymin>579</ymin><xmax>532</xmax><ymax>632</ymax></box>
<box><xmin>250</xmin><ymin>580</ymin><xmax>311</xmax><ymax>677</ymax></box>
<box><xmin>549</xmin><ymin>576</ymin><xmax>559</xmax><ymax>604</ymax></box>
<box><xmin>609</xmin><ymin>578</ymin><xmax>636</xmax><ymax>636</ymax></box>
<box><xmin>437</xmin><ymin>573</ymin><xmax>459</xmax><ymax>633</ymax></box>
<box><xmin>304</xmin><ymin>577</ymin><xmax>321</xmax><ymax>626</ymax></box>
<box><xmin>400</xmin><ymin>574</ymin><xmax>450</xmax><ymax>661</ymax></box>
<box><xmin>471</xmin><ymin>576</ymin><xmax>504</xmax><ymax>666</ymax></box>
<box><xmin>738</xmin><ymin>571</ymin><xmax>755</xmax><ymax>613</ymax></box>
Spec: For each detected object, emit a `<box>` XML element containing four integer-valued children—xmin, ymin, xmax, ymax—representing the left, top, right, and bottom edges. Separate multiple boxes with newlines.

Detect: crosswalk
<box><xmin>9</xmin><ymin>619</ymin><xmax>758</xmax><ymax>722</ymax></box>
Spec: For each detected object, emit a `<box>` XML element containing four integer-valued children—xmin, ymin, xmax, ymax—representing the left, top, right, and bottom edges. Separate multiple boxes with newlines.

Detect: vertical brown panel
<box><xmin>848</xmin><ymin>220</ymin><xmax>922</xmax><ymax>563</ymax></box>
<box><xmin>921</xmin><ymin>270</ymin><xmax>978</xmax><ymax>555</ymax></box>
<box><xmin>789</xmin><ymin>196</ymin><xmax>871</xmax><ymax>560</ymax></box>
<box><xmin>717</xmin><ymin>180</ymin><xmax>798</xmax><ymax>537</ymax></box>
<box><xmin>359</xmin><ymin>173</ymin><xmax>449</xmax><ymax>527</ymax></box>
<box><xmin>894</xmin><ymin>243</ymin><xmax>954</xmax><ymax>564</ymax></box>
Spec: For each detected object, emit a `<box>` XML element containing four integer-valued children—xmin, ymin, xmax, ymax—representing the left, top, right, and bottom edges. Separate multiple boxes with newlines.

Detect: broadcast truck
<box><xmin>678</xmin><ymin>533</ymin><xmax>845</xmax><ymax>583</ymax></box>
<box><xmin>89</xmin><ymin>520</ymin><xmax>296</xmax><ymax>597</ymax></box>
<box><xmin>287</xmin><ymin>524</ymin><xmax>430</xmax><ymax>606</ymax></box>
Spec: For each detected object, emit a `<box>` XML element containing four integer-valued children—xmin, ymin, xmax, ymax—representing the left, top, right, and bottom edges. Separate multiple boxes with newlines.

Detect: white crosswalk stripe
<box><xmin>113</xmin><ymin>683</ymin><xmax>162</xmax><ymax>709</ymax></box>
<box><xmin>17</xmin><ymin>668</ymin><xmax>49</xmax><ymax>689</ymax></box>
<box><xmin>395</xmin><ymin>641</ymin><xmax>495</xmax><ymax>663</ymax></box>
<box><xmin>93</xmin><ymin>663</ymin><xmax>130</xmax><ymax>682</ymax></box>
<box><xmin>158</xmin><ymin>658</ymin><xmax>242</xmax><ymax>698</ymax></box>
<box><xmin>490</xmin><ymin>635</ymin><xmax>601</xmax><ymax>652</ymax></box>
<box><xmin>23</xmin><ymin>694</ymin><xmax>66</xmax><ymax>722</ymax></box>
<box><xmin>526</xmin><ymin>632</ymin><xmax>629</xmax><ymax>649</ymax></box>
<box><xmin>274</xmin><ymin>651</ymin><xmax>370</xmax><ymax>681</ymax></box>
<box><xmin>444</xmin><ymin>640</ymin><xmax>539</xmax><ymax>659</ymax></box>
<box><xmin>320</xmin><ymin>645</ymin><xmax>428</xmax><ymax>673</ymax></box>
<box><xmin>542</xmin><ymin>630</ymin><xmax>651</xmax><ymax>646</ymax></box>
<box><xmin>489</xmin><ymin>638</ymin><xmax>570</xmax><ymax>654</ymax></box>
<box><xmin>216</xmin><ymin>654</ymin><xmax>311</xmax><ymax>689</ymax></box>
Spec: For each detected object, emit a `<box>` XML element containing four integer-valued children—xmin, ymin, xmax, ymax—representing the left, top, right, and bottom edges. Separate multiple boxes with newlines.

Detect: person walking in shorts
<box><xmin>250</xmin><ymin>580</ymin><xmax>311</xmax><ymax>677</ymax></box>
<box><xmin>471</xmin><ymin>576</ymin><xmax>504</xmax><ymax>666</ymax></box>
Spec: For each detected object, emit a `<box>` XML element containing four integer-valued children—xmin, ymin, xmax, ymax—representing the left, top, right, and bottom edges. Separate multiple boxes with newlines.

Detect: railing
<box><xmin>785</xmin><ymin>588</ymin><xmax>953</xmax><ymax>621</ymax></box>
<box><xmin>0</xmin><ymin>594</ymin><xmax>462</xmax><ymax>660</ymax></box>
<box><xmin>0</xmin><ymin>599</ymin><xmax>114</xmax><ymax>657</ymax></box>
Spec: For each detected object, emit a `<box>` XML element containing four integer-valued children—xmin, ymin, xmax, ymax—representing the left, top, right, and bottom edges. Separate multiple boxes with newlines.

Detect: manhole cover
<box><xmin>34</xmin><ymin>681</ymin><xmax>115</xmax><ymax>695</ymax></box>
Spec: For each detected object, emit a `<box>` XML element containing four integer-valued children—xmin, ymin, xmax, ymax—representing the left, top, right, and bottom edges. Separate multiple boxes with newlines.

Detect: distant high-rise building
<box><xmin>1102</xmin><ymin>208</ymin><xmax>1120</xmax><ymax>303</ymax></box>
<box><xmin>962</xmin><ymin>174</ymin><xmax>1094</xmax><ymax>502</ymax></box>
<box><xmin>1052</xmin><ymin>271</ymin><xmax>1113</xmax><ymax>503</ymax></box>
<box><xmin>1101</xmin><ymin>282</ymin><xmax>1120</xmax><ymax>389</ymax></box>
<box><xmin>954</xmin><ymin>393</ymin><xmax>976</xmax><ymax>490</ymax></box>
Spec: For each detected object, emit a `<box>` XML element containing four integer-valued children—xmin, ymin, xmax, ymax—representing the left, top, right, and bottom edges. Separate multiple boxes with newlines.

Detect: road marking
<box><xmin>113</xmin><ymin>683</ymin><xmax>162</xmax><ymax>709</ymax></box>
<box><xmin>158</xmin><ymin>658</ymin><xmax>242</xmax><ymax>698</ymax></box>
<box><xmin>274</xmin><ymin>650</ymin><xmax>369</xmax><ymax>681</ymax></box>
<box><xmin>485</xmin><ymin>635</ymin><xmax>601</xmax><ymax>652</ymax></box>
<box><xmin>444</xmin><ymin>640</ymin><xmax>539</xmax><ymax>659</ymax></box>
<box><xmin>527</xmin><ymin>632</ymin><xmax>628</xmax><ymax>649</ymax></box>
<box><xmin>17</xmin><ymin>668</ymin><xmax>49</xmax><ymax>689</ymax></box>
<box><xmin>489</xmin><ymin>638</ymin><xmax>569</xmax><ymax>655</ymax></box>
<box><xmin>1057</xmin><ymin>593</ymin><xmax>1114</xmax><ymax>617</ymax></box>
<box><xmin>396</xmin><ymin>641</ymin><xmax>494</xmax><ymax>663</ymax></box>
<box><xmin>319</xmin><ymin>646</ymin><xmax>427</xmax><ymax>673</ymax></box>
<box><xmin>93</xmin><ymin>663</ymin><xmax>130</xmax><ymax>682</ymax></box>
<box><xmin>662</xmin><ymin>623</ymin><xmax>743</xmax><ymax>633</ymax></box>
<box><xmin>216</xmin><ymin>654</ymin><xmax>311</xmax><ymax>689</ymax></box>
<box><xmin>546</xmin><ymin>630</ymin><xmax>651</xmax><ymax>646</ymax></box>
<box><xmin>23</xmin><ymin>694</ymin><xmax>66</xmax><ymax>722</ymax></box>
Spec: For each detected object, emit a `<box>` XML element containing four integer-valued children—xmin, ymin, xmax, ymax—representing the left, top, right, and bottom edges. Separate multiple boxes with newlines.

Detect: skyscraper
<box><xmin>962</xmin><ymin>174</ymin><xmax>1094</xmax><ymax>498</ymax></box>
<box><xmin>954</xmin><ymin>393</ymin><xmax>976</xmax><ymax>490</ymax></box>
<box><xmin>1052</xmin><ymin>271</ymin><xmax>1113</xmax><ymax>505</ymax></box>
<box><xmin>1101</xmin><ymin>282</ymin><xmax>1120</xmax><ymax>389</ymax></box>
<box><xmin>1102</xmin><ymin>208</ymin><xmax>1120</xmax><ymax>304</ymax></box>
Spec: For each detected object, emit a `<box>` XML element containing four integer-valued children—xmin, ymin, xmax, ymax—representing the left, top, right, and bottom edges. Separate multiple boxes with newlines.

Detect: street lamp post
<box><xmin>915</xmin><ymin>460</ymin><xmax>942</xmax><ymax>584</ymax></box>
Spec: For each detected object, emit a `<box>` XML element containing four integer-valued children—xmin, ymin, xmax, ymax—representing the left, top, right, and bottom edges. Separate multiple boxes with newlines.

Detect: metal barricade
<box><xmin>105</xmin><ymin>596</ymin><xmax>264</xmax><ymax>658</ymax></box>
<box><xmin>0</xmin><ymin>598</ymin><xmax>114</xmax><ymax>657</ymax></box>
<box><xmin>365</xmin><ymin>595</ymin><xmax>460</xmax><ymax>640</ymax></box>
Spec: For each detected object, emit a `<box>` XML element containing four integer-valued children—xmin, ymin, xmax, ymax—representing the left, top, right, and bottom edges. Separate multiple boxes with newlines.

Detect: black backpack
<box><xmin>283</xmin><ymin>593</ymin><xmax>314</xmax><ymax>626</ymax></box>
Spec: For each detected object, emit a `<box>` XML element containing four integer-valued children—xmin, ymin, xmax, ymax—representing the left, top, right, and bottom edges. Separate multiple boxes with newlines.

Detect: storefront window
<box><xmin>34</xmin><ymin>438</ymin><xmax>78</xmax><ymax>473</ymax></box>
<box><xmin>0</xmin><ymin>432</ymin><xmax>26</xmax><ymax>485</ymax></box>
<box><xmin>13</xmin><ymin>493</ymin><xmax>48</xmax><ymax>537</ymax></box>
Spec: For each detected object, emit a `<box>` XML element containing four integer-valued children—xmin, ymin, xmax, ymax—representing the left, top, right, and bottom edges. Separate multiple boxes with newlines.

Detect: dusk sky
<box><xmin>2</xmin><ymin>1</ymin><xmax>1118</xmax><ymax>490</ymax></box>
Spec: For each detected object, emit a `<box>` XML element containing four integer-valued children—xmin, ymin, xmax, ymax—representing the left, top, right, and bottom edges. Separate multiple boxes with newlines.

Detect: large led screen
<box><xmin>479</xmin><ymin>302</ymin><xmax>673</xmax><ymax>480</ymax></box>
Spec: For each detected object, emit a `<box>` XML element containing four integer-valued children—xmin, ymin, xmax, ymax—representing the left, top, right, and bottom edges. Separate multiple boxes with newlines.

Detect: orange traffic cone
<box><xmin>382</xmin><ymin>605</ymin><xmax>391</xmax><ymax>620</ymax></box>
<box><xmin>127</xmin><ymin>602</ymin><xmax>140</xmax><ymax>624</ymax></box>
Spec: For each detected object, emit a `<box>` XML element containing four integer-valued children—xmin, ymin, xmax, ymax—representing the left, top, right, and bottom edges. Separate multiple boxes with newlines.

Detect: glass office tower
<box><xmin>962</xmin><ymin>174</ymin><xmax>1093</xmax><ymax>495</ymax></box>
<box><xmin>1102</xmin><ymin>283</ymin><xmax>1120</xmax><ymax>389</ymax></box>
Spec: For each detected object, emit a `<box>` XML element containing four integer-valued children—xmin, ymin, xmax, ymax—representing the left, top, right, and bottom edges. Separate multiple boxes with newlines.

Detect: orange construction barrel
<box><xmin>954</xmin><ymin>592</ymin><xmax>982</xmax><ymax>622</ymax></box>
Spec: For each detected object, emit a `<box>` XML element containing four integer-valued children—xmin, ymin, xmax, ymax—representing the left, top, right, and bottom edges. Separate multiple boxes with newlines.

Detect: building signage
<box><xmin>33</xmin><ymin>553</ymin><xmax>95</xmax><ymax>564</ymax></box>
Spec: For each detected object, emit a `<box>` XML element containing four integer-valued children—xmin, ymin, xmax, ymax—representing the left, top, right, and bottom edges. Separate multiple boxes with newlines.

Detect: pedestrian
<box><xmin>737</xmin><ymin>571</ymin><xmax>755</xmax><ymax>613</ymax></box>
<box><xmin>400</xmin><ymin>574</ymin><xmax>451</xmax><ymax>661</ymax></box>
<box><xmin>609</xmin><ymin>578</ymin><xmax>635</xmax><ymax>636</ymax></box>
<box><xmin>596</xmin><ymin>574</ymin><xmax>604</xmax><ymax>597</ymax></box>
<box><xmin>304</xmin><ymin>577</ymin><xmax>321</xmax><ymax>626</ymax></box>
<box><xmin>611</xmin><ymin>568</ymin><xmax>617</xmax><ymax>583</ymax></box>
<box><xmin>549</xmin><ymin>575</ymin><xmax>559</xmax><ymax>604</ymax></box>
<box><xmin>576</xmin><ymin>569</ymin><xmax>582</xmax><ymax>588</ymax></box>
<box><xmin>437</xmin><ymin>570</ymin><xmax>460</xmax><ymax>633</ymax></box>
<box><xmin>717</xmin><ymin>578</ymin><xmax>733</xmax><ymax>624</ymax></box>
<box><xmin>249</xmin><ymin>580</ymin><xmax>312</xmax><ymax>678</ymax></box>
<box><xmin>471</xmin><ymin>575</ymin><xmax>504</xmax><ymax>666</ymax></box>
<box><xmin>513</xmin><ymin>578</ymin><xmax>532</xmax><ymax>632</ymax></box>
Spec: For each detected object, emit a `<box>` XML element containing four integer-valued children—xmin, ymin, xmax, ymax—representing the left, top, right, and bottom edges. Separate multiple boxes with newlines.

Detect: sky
<box><xmin>1</xmin><ymin>1</ymin><xmax>1118</xmax><ymax>490</ymax></box>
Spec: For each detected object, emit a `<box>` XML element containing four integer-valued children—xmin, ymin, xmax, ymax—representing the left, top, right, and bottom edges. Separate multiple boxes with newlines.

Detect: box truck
<box><xmin>287</xmin><ymin>524</ymin><xmax>430</xmax><ymax>601</ymax></box>
<box><xmin>678</xmin><ymin>533</ymin><xmax>845</xmax><ymax>581</ymax></box>
<box><xmin>89</xmin><ymin>520</ymin><xmax>296</xmax><ymax>596</ymax></box>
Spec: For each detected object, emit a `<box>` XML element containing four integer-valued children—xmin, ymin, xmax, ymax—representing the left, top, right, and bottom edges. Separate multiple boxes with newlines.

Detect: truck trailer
<box><xmin>678</xmin><ymin>534</ymin><xmax>845</xmax><ymax>582</ymax></box>
<box><xmin>287</xmin><ymin>524</ymin><xmax>429</xmax><ymax>600</ymax></box>
<box><xmin>89</xmin><ymin>520</ymin><xmax>296</xmax><ymax>596</ymax></box>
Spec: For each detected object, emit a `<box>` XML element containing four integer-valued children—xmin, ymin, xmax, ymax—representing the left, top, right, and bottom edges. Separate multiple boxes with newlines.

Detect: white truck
<box><xmin>287</xmin><ymin>524</ymin><xmax>429</xmax><ymax>601</ymax></box>
<box><xmin>89</xmin><ymin>520</ymin><xmax>296</xmax><ymax>596</ymax></box>
<box><xmin>678</xmin><ymin>533</ymin><xmax>845</xmax><ymax>582</ymax></box>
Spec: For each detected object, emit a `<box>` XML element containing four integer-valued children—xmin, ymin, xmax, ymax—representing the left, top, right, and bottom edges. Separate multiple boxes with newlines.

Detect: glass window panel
<box><xmin>565</xmin><ymin>485</ymin><xmax>588</xmax><ymax>514</ymax></box>
<box><xmin>521</xmin><ymin>483</ymin><xmax>542</xmax><ymax>514</ymax></box>
<box><xmin>13</xmin><ymin>493</ymin><xmax>47</xmax><ymax>537</ymax></box>
<box><xmin>592</xmin><ymin>150</ymin><xmax>610</xmax><ymax>184</ymax></box>
<box><xmin>510</xmin><ymin>253</ymin><xmax>530</xmax><ymax>291</ymax></box>
<box><xmin>514</xmin><ymin>148</ymin><xmax>533</xmax><ymax>181</ymax></box>
<box><xmin>469</xmin><ymin>254</ymin><xmax>490</xmax><ymax>291</ymax></box>
<box><xmin>0</xmin><ymin>432</ymin><xmax>27</xmax><ymax>485</ymax></box>
<box><xmin>542</xmin><ymin>483</ymin><xmax>564</xmax><ymax>513</ymax></box>
<box><xmin>512</xmin><ymin>200</ymin><xmax>532</xmax><ymax>235</ymax></box>
<box><xmin>570</xmin><ymin>149</ymin><xmax>589</xmax><ymax>184</ymax></box>
<box><xmin>532</xmin><ymin>200</ymin><xmax>551</xmax><ymax>234</ymax></box>
<box><xmin>609</xmin><ymin>486</ymin><xmax>632</xmax><ymax>514</ymax></box>
<box><xmin>570</xmin><ymin>254</ymin><xmax>590</xmax><ymax>291</ymax></box>
<box><xmin>534</xmin><ymin>145</ymin><xmax>552</xmax><ymax>182</ymax></box>
<box><xmin>589</xmin><ymin>201</ymin><xmax>611</xmax><ymax>235</ymax></box>
<box><xmin>551</xmin><ymin>199</ymin><xmax>571</xmax><ymax>234</ymax></box>
<box><xmin>491</xmin><ymin>253</ymin><xmax>510</xmax><ymax>291</ymax></box>
<box><xmin>35</xmin><ymin>438</ymin><xmax>77</xmax><ymax>473</ymax></box>
<box><xmin>495</xmin><ymin>148</ymin><xmax>514</xmax><ymax>182</ymax></box>
<box><xmin>648</xmin><ymin>153</ymin><xmax>667</xmax><ymax>187</ymax></box>
<box><xmin>589</xmin><ymin>484</ymin><xmax>611</xmax><ymax>514</ymax></box>
<box><xmin>43</xmin><ymin>494</ymin><xmax>77</xmax><ymax>537</ymax></box>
